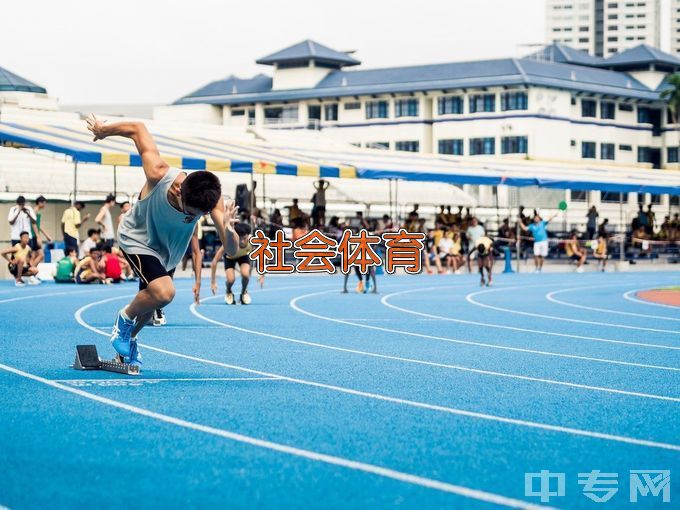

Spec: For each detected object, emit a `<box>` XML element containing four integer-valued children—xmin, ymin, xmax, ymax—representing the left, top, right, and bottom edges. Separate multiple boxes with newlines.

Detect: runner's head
<box><xmin>235</xmin><ymin>222</ymin><xmax>252</xmax><ymax>247</ymax></box>
<box><xmin>19</xmin><ymin>231</ymin><xmax>29</xmax><ymax>246</ymax></box>
<box><xmin>181</xmin><ymin>171</ymin><xmax>222</xmax><ymax>216</ymax></box>
<box><xmin>477</xmin><ymin>243</ymin><xmax>487</xmax><ymax>256</ymax></box>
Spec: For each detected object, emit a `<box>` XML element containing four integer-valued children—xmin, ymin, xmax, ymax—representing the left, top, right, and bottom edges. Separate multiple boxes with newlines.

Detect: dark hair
<box><xmin>75</xmin><ymin>201</ymin><xmax>85</xmax><ymax>209</ymax></box>
<box><xmin>120</xmin><ymin>201</ymin><xmax>130</xmax><ymax>207</ymax></box>
<box><xmin>477</xmin><ymin>243</ymin><xmax>487</xmax><ymax>255</ymax></box>
<box><xmin>64</xmin><ymin>247</ymin><xmax>76</xmax><ymax>256</ymax></box>
<box><xmin>16</xmin><ymin>195</ymin><xmax>26</xmax><ymax>204</ymax></box>
<box><xmin>35</xmin><ymin>195</ymin><xmax>46</xmax><ymax>204</ymax></box>
<box><xmin>87</xmin><ymin>228</ymin><xmax>100</xmax><ymax>237</ymax></box>
<box><xmin>103</xmin><ymin>244</ymin><xmax>113</xmax><ymax>253</ymax></box>
<box><xmin>95</xmin><ymin>242</ymin><xmax>106</xmax><ymax>251</ymax></box>
<box><xmin>235</xmin><ymin>222</ymin><xmax>252</xmax><ymax>237</ymax></box>
<box><xmin>182</xmin><ymin>171</ymin><xmax>221</xmax><ymax>212</ymax></box>
<box><xmin>19</xmin><ymin>231</ymin><xmax>29</xmax><ymax>237</ymax></box>
<box><xmin>105</xmin><ymin>194</ymin><xmax>116</xmax><ymax>204</ymax></box>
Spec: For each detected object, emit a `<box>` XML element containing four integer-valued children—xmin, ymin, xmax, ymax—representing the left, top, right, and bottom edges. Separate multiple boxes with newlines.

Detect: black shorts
<box><xmin>122</xmin><ymin>251</ymin><xmax>176</xmax><ymax>290</ymax></box>
<box><xmin>8</xmin><ymin>263</ymin><xmax>27</xmax><ymax>277</ymax></box>
<box><xmin>569</xmin><ymin>254</ymin><xmax>581</xmax><ymax>261</ymax></box>
<box><xmin>224</xmin><ymin>255</ymin><xmax>251</xmax><ymax>270</ymax></box>
<box><xmin>64</xmin><ymin>234</ymin><xmax>78</xmax><ymax>253</ymax></box>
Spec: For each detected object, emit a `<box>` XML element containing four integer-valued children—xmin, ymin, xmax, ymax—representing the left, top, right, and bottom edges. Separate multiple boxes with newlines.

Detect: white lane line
<box><xmin>546</xmin><ymin>287</ymin><xmax>680</xmax><ymax>322</ymax></box>
<box><xmin>44</xmin><ymin>288</ymin><xmax>680</xmax><ymax>453</ymax></box>
<box><xmin>0</xmin><ymin>363</ymin><xmax>546</xmax><ymax>509</ymax></box>
<box><xmin>0</xmin><ymin>288</ymin><xmax>116</xmax><ymax>304</ymax></box>
<box><xmin>466</xmin><ymin>285</ymin><xmax>680</xmax><ymax>335</ymax></box>
<box><xmin>289</xmin><ymin>290</ymin><xmax>680</xmax><ymax>391</ymax></box>
<box><xmin>623</xmin><ymin>288</ymin><xmax>680</xmax><ymax>310</ymax></box>
<box><xmin>53</xmin><ymin>377</ymin><xmax>281</xmax><ymax>383</ymax></box>
<box><xmin>292</xmin><ymin>290</ymin><xmax>680</xmax><ymax>373</ymax></box>
<box><xmin>382</xmin><ymin>287</ymin><xmax>680</xmax><ymax>351</ymax></box>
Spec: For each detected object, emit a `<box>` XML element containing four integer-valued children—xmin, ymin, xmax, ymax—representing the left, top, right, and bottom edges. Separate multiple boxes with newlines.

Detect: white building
<box><xmin>671</xmin><ymin>0</ymin><xmax>680</xmax><ymax>55</ymax></box>
<box><xmin>546</xmin><ymin>0</ymin><xmax>661</xmax><ymax>57</ymax></box>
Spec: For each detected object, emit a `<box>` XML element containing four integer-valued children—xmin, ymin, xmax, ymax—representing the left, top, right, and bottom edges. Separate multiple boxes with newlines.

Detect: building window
<box><xmin>365</xmin><ymin>100</ymin><xmax>389</xmax><ymax>119</ymax></box>
<box><xmin>607</xmin><ymin>36</ymin><xmax>618</xmax><ymax>42</ymax></box>
<box><xmin>469</xmin><ymin>94</ymin><xmax>496</xmax><ymax>113</ymax></box>
<box><xmin>395</xmin><ymin>141</ymin><xmax>419</xmax><ymax>152</ymax></box>
<box><xmin>470</xmin><ymin>137</ymin><xmax>495</xmax><ymax>155</ymax></box>
<box><xmin>367</xmin><ymin>141</ymin><xmax>390</xmax><ymax>150</ymax></box>
<box><xmin>308</xmin><ymin>105</ymin><xmax>321</xmax><ymax>120</ymax></box>
<box><xmin>231</xmin><ymin>109</ymin><xmax>245</xmax><ymax>116</ymax></box>
<box><xmin>619</xmin><ymin>103</ymin><xmax>633</xmax><ymax>112</ymax></box>
<box><xmin>579</xmin><ymin>26</ymin><xmax>589</xmax><ymax>31</ymax></box>
<box><xmin>619</xmin><ymin>144</ymin><xmax>632</xmax><ymax>151</ymax></box>
<box><xmin>650</xmin><ymin>194</ymin><xmax>661</xmax><ymax>204</ymax></box>
<box><xmin>501</xmin><ymin>91</ymin><xmax>528</xmax><ymax>111</ymax></box>
<box><xmin>601</xmin><ymin>191</ymin><xmax>628</xmax><ymax>202</ymax></box>
<box><xmin>579</xmin><ymin>37</ymin><xmax>589</xmax><ymax>43</ymax></box>
<box><xmin>501</xmin><ymin>136</ymin><xmax>528</xmax><ymax>154</ymax></box>
<box><xmin>438</xmin><ymin>139</ymin><xmax>464</xmax><ymax>155</ymax></box>
<box><xmin>395</xmin><ymin>98</ymin><xmax>419</xmax><ymax>117</ymax></box>
<box><xmin>324</xmin><ymin>104</ymin><xmax>338</xmax><ymax>121</ymax></box>
<box><xmin>344</xmin><ymin>102</ymin><xmax>361</xmax><ymax>110</ymax></box>
<box><xmin>600</xmin><ymin>101</ymin><xmax>616</xmax><ymax>120</ymax></box>
<box><xmin>581</xmin><ymin>99</ymin><xmax>597</xmax><ymax>118</ymax></box>
<box><xmin>638</xmin><ymin>147</ymin><xmax>652</xmax><ymax>163</ymax></box>
<box><xmin>264</xmin><ymin>106</ymin><xmax>299</xmax><ymax>123</ymax></box>
<box><xmin>582</xmin><ymin>141</ymin><xmax>596</xmax><ymax>159</ymax></box>
<box><xmin>637</xmin><ymin>107</ymin><xmax>651</xmax><ymax>124</ymax></box>
<box><xmin>668</xmin><ymin>147</ymin><xmax>679</xmax><ymax>163</ymax></box>
<box><xmin>570</xmin><ymin>190</ymin><xmax>587</xmax><ymax>202</ymax></box>
<box><xmin>438</xmin><ymin>96</ymin><xmax>464</xmax><ymax>115</ymax></box>
<box><xmin>601</xmin><ymin>143</ymin><xmax>615</xmax><ymax>160</ymax></box>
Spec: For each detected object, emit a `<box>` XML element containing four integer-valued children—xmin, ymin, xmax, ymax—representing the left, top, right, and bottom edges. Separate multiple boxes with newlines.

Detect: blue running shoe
<box><xmin>126</xmin><ymin>339</ymin><xmax>143</xmax><ymax>366</ymax></box>
<box><xmin>110</xmin><ymin>309</ymin><xmax>135</xmax><ymax>358</ymax></box>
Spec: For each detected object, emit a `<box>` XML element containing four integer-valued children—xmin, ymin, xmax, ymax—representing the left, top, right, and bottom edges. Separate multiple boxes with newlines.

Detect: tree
<box><xmin>660</xmin><ymin>73</ymin><xmax>680</xmax><ymax>124</ymax></box>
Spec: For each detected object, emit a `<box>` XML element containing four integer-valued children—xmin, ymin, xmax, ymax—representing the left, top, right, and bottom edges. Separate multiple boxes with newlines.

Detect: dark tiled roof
<box><xmin>256</xmin><ymin>40</ymin><xmax>360</xmax><ymax>67</ymax></box>
<box><xmin>175</xmin><ymin>45</ymin><xmax>664</xmax><ymax>105</ymax></box>
<box><xmin>604</xmin><ymin>44</ymin><xmax>680</xmax><ymax>67</ymax></box>
<box><xmin>0</xmin><ymin>66</ymin><xmax>46</xmax><ymax>93</ymax></box>
<box><xmin>527</xmin><ymin>43</ymin><xmax>605</xmax><ymax>66</ymax></box>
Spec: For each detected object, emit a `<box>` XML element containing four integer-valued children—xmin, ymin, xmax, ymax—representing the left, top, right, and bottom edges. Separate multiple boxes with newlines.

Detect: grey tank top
<box><xmin>118</xmin><ymin>167</ymin><xmax>199</xmax><ymax>270</ymax></box>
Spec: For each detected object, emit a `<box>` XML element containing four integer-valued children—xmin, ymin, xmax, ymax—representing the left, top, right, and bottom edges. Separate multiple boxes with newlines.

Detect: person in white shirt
<box><xmin>465</xmin><ymin>217</ymin><xmax>486</xmax><ymax>271</ymax></box>
<box><xmin>7</xmin><ymin>196</ymin><xmax>37</xmax><ymax>246</ymax></box>
<box><xmin>437</xmin><ymin>233</ymin><xmax>454</xmax><ymax>270</ymax></box>
<box><xmin>79</xmin><ymin>229</ymin><xmax>101</xmax><ymax>259</ymax></box>
<box><xmin>95</xmin><ymin>194</ymin><xmax>117</xmax><ymax>247</ymax></box>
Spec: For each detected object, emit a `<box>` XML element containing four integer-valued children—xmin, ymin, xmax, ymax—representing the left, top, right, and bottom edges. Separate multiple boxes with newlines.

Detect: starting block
<box><xmin>73</xmin><ymin>344</ymin><xmax>140</xmax><ymax>376</ymax></box>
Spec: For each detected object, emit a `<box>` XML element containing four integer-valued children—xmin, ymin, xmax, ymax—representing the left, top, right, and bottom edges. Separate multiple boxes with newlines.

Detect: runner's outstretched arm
<box><xmin>211</xmin><ymin>200</ymin><xmax>240</xmax><ymax>258</ymax></box>
<box><xmin>86</xmin><ymin>114</ymin><xmax>168</xmax><ymax>186</ymax></box>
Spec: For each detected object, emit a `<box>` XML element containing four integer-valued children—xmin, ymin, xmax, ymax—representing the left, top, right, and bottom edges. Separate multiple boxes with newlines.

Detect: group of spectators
<box><xmin>3</xmin><ymin>194</ymin><xmax>133</xmax><ymax>286</ymax></box>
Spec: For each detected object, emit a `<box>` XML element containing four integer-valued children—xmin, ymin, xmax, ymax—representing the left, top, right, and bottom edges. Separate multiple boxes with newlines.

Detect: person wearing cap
<box><xmin>61</xmin><ymin>201</ymin><xmax>90</xmax><ymax>254</ymax></box>
<box><xmin>7</xmin><ymin>196</ymin><xmax>38</xmax><ymax>247</ymax></box>
<box><xmin>95</xmin><ymin>194</ymin><xmax>117</xmax><ymax>248</ymax></box>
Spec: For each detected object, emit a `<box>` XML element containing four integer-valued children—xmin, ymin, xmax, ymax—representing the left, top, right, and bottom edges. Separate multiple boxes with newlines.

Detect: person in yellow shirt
<box><xmin>61</xmin><ymin>202</ymin><xmax>90</xmax><ymax>254</ymax></box>
<box><xmin>1</xmin><ymin>231</ymin><xmax>41</xmax><ymax>287</ymax></box>
<box><xmin>475</xmin><ymin>235</ymin><xmax>495</xmax><ymax>286</ymax></box>
<box><xmin>565</xmin><ymin>231</ymin><xmax>586</xmax><ymax>273</ymax></box>
<box><xmin>592</xmin><ymin>234</ymin><xmax>608</xmax><ymax>272</ymax></box>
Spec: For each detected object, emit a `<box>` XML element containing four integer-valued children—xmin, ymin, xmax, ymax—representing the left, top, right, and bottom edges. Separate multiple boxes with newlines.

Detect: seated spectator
<box><xmin>100</xmin><ymin>245</ymin><xmax>123</xmax><ymax>283</ymax></box>
<box><xmin>1</xmin><ymin>231</ymin><xmax>40</xmax><ymax>287</ymax></box>
<box><xmin>291</xmin><ymin>218</ymin><xmax>309</xmax><ymax>242</ymax></box>
<box><xmin>376</xmin><ymin>214</ymin><xmax>394</xmax><ymax>234</ymax></box>
<box><xmin>54</xmin><ymin>247</ymin><xmax>78</xmax><ymax>283</ymax></box>
<box><xmin>449</xmin><ymin>228</ymin><xmax>465</xmax><ymax>274</ymax></box>
<box><xmin>74</xmin><ymin>246</ymin><xmax>109</xmax><ymax>284</ymax></box>
<box><xmin>79</xmin><ymin>228</ymin><xmax>101</xmax><ymax>259</ymax></box>
<box><xmin>564</xmin><ymin>232</ymin><xmax>586</xmax><ymax>272</ymax></box>
<box><xmin>423</xmin><ymin>230</ymin><xmax>444</xmax><ymax>274</ymax></box>
<box><xmin>497</xmin><ymin>218</ymin><xmax>515</xmax><ymax>244</ymax></box>
<box><xmin>431</xmin><ymin>222</ymin><xmax>445</xmax><ymax>247</ymax></box>
<box><xmin>592</xmin><ymin>234</ymin><xmax>608</xmax><ymax>272</ymax></box>
<box><xmin>597</xmin><ymin>218</ymin><xmax>611</xmax><ymax>238</ymax></box>
<box><xmin>437</xmin><ymin>230</ymin><xmax>454</xmax><ymax>271</ymax></box>
<box><xmin>632</xmin><ymin>226</ymin><xmax>651</xmax><ymax>255</ymax></box>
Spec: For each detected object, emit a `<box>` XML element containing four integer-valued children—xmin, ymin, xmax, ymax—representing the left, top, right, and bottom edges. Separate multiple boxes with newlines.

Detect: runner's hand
<box><xmin>224</xmin><ymin>200</ymin><xmax>239</xmax><ymax>232</ymax></box>
<box><xmin>193</xmin><ymin>283</ymin><xmax>201</xmax><ymax>305</ymax></box>
<box><xmin>86</xmin><ymin>114</ymin><xmax>107</xmax><ymax>141</ymax></box>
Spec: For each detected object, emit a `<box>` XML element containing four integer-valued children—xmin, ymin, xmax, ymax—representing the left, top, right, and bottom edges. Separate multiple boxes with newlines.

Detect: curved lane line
<box><xmin>545</xmin><ymin>287</ymin><xmax>680</xmax><ymax>322</ymax></box>
<box><xmin>466</xmin><ymin>285</ymin><xmax>679</xmax><ymax>335</ymax></box>
<box><xmin>381</xmin><ymin>287</ymin><xmax>680</xmax><ymax>351</ymax></box>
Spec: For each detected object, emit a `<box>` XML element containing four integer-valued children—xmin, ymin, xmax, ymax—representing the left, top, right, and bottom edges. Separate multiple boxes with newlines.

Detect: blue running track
<box><xmin>0</xmin><ymin>271</ymin><xmax>678</xmax><ymax>509</ymax></box>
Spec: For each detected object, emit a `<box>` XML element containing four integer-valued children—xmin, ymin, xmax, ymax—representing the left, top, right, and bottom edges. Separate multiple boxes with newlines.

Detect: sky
<box><xmin>0</xmin><ymin>0</ymin><xmax>667</xmax><ymax>105</ymax></box>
